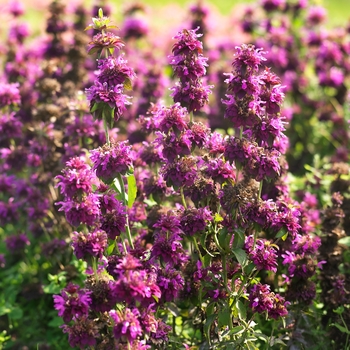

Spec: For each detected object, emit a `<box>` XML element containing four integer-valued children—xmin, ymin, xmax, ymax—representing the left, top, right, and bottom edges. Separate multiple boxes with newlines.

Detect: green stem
<box><xmin>222</xmin><ymin>255</ymin><xmax>234</xmax><ymax>331</ymax></box>
<box><xmin>190</xmin><ymin>111</ymin><xmax>193</xmax><ymax>123</ymax></box>
<box><xmin>192</xmin><ymin>236</ymin><xmax>204</xmax><ymax>265</ymax></box>
<box><xmin>117</xmin><ymin>173</ymin><xmax>134</xmax><ymax>250</ymax></box>
<box><xmin>180</xmin><ymin>187</ymin><xmax>187</xmax><ymax>209</ymax></box>
<box><xmin>103</xmin><ymin>117</ymin><xmax>110</xmax><ymax>145</ymax></box>
<box><xmin>258</xmin><ymin>180</ymin><xmax>263</xmax><ymax>199</ymax></box>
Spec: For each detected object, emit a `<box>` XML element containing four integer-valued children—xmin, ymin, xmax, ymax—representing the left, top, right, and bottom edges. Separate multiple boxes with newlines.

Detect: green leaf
<box><xmin>204</xmin><ymin>314</ymin><xmax>216</xmax><ymax>344</ymax></box>
<box><xmin>218</xmin><ymin>310</ymin><xmax>231</xmax><ymax>328</ymax></box>
<box><xmin>124</xmin><ymin>78</ymin><xmax>133</xmax><ymax>91</ymax></box>
<box><xmin>48</xmin><ymin>316</ymin><xmax>64</xmax><ymax>328</ymax></box>
<box><xmin>214</xmin><ymin>213</ymin><xmax>223</xmax><ymax>222</ymax></box>
<box><xmin>236</xmin><ymin>300</ymin><xmax>246</xmax><ymax>320</ymax></box>
<box><xmin>232</xmin><ymin>248</ymin><xmax>248</xmax><ymax>267</ymax></box>
<box><xmin>275</xmin><ymin>226</ymin><xmax>288</xmax><ymax>239</ymax></box>
<box><xmin>338</xmin><ymin>237</ymin><xmax>350</xmax><ymax>247</ymax></box>
<box><xmin>107</xmin><ymin>241</ymin><xmax>115</xmax><ymax>256</ymax></box>
<box><xmin>331</xmin><ymin>323</ymin><xmax>350</xmax><ymax>334</ymax></box>
<box><xmin>230</xmin><ymin>325</ymin><xmax>244</xmax><ymax>335</ymax></box>
<box><xmin>233</xmin><ymin>228</ymin><xmax>245</xmax><ymax>249</ymax></box>
<box><xmin>113</xmin><ymin>177</ymin><xmax>122</xmax><ymax>194</ymax></box>
<box><xmin>9</xmin><ymin>307</ymin><xmax>23</xmax><ymax>320</ymax></box>
<box><xmin>127</xmin><ymin>174</ymin><xmax>137</xmax><ymax>208</ymax></box>
<box><xmin>333</xmin><ymin>306</ymin><xmax>344</xmax><ymax>314</ymax></box>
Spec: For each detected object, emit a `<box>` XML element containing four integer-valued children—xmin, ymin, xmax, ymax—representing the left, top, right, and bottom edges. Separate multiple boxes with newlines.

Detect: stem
<box><xmin>190</xmin><ymin>111</ymin><xmax>193</xmax><ymax>123</ymax></box>
<box><xmin>117</xmin><ymin>173</ymin><xmax>134</xmax><ymax>250</ymax></box>
<box><xmin>103</xmin><ymin>117</ymin><xmax>110</xmax><ymax>145</ymax></box>
<box><xmin>258</xmin><ymin>180</ymin><xmax>263</xmax><ymax>199</ymax></box>
<box><xmin>192</xmin><ymin>236</ymin><xmax>204</xmax><ymax>265</ymax></box>
<box><xmin>180</xmin><ymin>187</ymin><xmax>187</xmax><ymax>209</ymax></box>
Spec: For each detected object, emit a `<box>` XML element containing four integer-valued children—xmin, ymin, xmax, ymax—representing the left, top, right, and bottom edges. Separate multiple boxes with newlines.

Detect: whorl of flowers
<box><xmin>169</xmin><ymin>27</ymin><xmax>212</xmax><ymax>112</ymax></box>
<box><xmin>85</xmin><ymin>9</ymin><xmax>135</xmax><ymax>126</ymax></box>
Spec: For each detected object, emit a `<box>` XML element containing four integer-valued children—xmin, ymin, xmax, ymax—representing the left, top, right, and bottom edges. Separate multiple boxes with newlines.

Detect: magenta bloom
<box><xmin>110</xmin><ymin>308</ymin><xmax>142</xmax><ymax>345</ymax></box>
<box><xmin>0</xmin><ymin>82</ymin><xmax>21</xmax><ymax>107</ymax></box>
<box><xmin>5</xmin><ymin>233</ymin><xmax>29</xmax><ymax>253</ymax></box>
<box><xmin>56</xmin><ymin>157</ymin><xmax>98</xmax><ymax>199</ymax></box>
<box><xmin>180</xmin><ymin>206</ymin><xmax>212</xmax><ymax>236</ymax></box>
<box><xmin>61</xmin><ymin>316</ymin><xmax>99</xmax><ymax>348</ymax></box>
<box><xmin>56</xmin><ymin>193</ymin><xmax>100</xmax><ymax>227</ymax></box>
<box><xmin>97</xmin><ymin>55</ymin><xmax>136</xmax><ymax>88</ymax></box>
<box><xmin>53</xmin><ymin>283</ymin><xmax>92</xmax><ymax>323</ymax></box>
<box><xmin>71</xmin><ymin>229</ymin><xmax>108</xmax><ymax>261</ymax></box>
<box><xmin>86</xmin><ymin>81</ymin><xmax>131</xmax><ymax>122</ymax></box>
<box><xmin>90</xmin><ymin>141</ymin><xmax>132</xmax><ymax>183</ymax></box>
<box><xmin>157</xmin><ymin>265</ymin><xmax>185</xmax><ymax>302</ymax></box>
<box><xmin>245</xmin><ymin>235</ymin><xmax>278</xmax><ymax>273</ymax></box>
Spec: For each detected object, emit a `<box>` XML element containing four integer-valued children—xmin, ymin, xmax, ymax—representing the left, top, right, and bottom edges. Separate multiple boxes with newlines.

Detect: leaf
<box><xmin>236</xmin><ymin>300</ymin><xmax>246</xmax><ymax>320</ymax></box>
<box><xmin>230</xmin><ymin>325</ymin><xmax>244</xmax><ymax>335</ymax></box>
<box><xmin>214</xmin><ymin>213</ymin><xmax>223</xmax><ymax>222</ymax></box>
<box><xmin>127</xmin><ymin>174</ymin><xmax>137</xmax><ymax>208</ymax></box>
<box><xmin>113</xmin><ymin>177</ymin><xmax>122</xmax><ymax>194</ymax></box>
<box><xmin>233</xmin><ymin>228</ymin><xmax>245</xmax><ymax>249</ymax></box>
<box><xmin>218</xmin><ymin>310</ymin><xmax>231</xmax><ymax>328</ymax></box>
<box><xmin>232</xmin><ymin>248</ymin><xmax>248</xmax><ymax>267</ymax></box>
<box><xmin>9</xmin><ymin>307</ymin><xmax>23</xmax><ymax>320</ymax></box>
<box><xmin>124</xmin><ymin>78</ymin><xmax>133</xmax><ymax>91</ymax></box>
<box><xmin>107</xmin><ymin>241</ymin><xmax>115</xmax><ymax>256</ymax></box>
<box><xmin>331</xmin><ymin>323</ymin><xmax>350</xmax><ymax>334</ymax></box>
<box><xmin>48</xmin><ymin>316</ymin><xmax>64</xmax><ymax>328</ymax></box>
<box><xmin>275</xmin><ymin>226</ymin><xmax>288</xmax><ymax>239</ymax></box>
<box><xmin>338</xmin><ymin>237</ymin><xmax>350</xmax><ymax>247</ymax></box>
<box><xmin>204</xmin><ymin>314</ymin><xmax>216</xmax><ymax>344</ymax></box>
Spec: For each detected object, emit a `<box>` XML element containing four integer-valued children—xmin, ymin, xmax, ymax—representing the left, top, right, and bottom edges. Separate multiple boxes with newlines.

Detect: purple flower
<box><xmin>268</xmin><ymin>294</ymin><xmax>289</xmax><ymax>319</ymax></box>
<box><xmin>110</xmin><ymin>308</ymin><xmax>142</xmax><ymax>345</ymax></box>
<box><xmin>155</xmin><ymin>103</ymin><xmax>188</xmax><ymax>133</ymax></box>
<box><xmin>97</xmin><ymin>55</ymin><xmax>136</xmax><ymax>88</ymax></box>
<box><xmin>56</xmin><ymin>193</ymin><xmax>100</xmax><ymax>227</ymax></box>
<box><xmin>0</xmin><ymin>82</ymin><xmax>21</xmax><ymax>107</ymax></box>
<box><xmin>114</xmin><ymin>269</ymin><xmax>161</xmax><ymax>307</ymax></box>
<box><xmin>0</xmin><ymin>113</ymin><xmax>23</xmax><ymax>141</ymax></box>
<box><xmin>122</xmin><ymin>16</ymin><xmax>149</xmax><ymax>39</ymax></box>
<box><xmin>204</xmin><ymin>158</ymin><xmax>236</xmax><ymax>184</ymax></box>
<box><xmin>232</xmin><ymin>44</ymin><xmax>267</xmax><ymax>73</ymax></box>
<box><xmin>56</xmin><ymin>157</ymin><xmax>98</xmax><ymax>199</ymax></box>
<box><xmin>53</xmin><ymin>283</ymin><xmax>92</xmax><ymax>323</ymax></box>
<box><xmin>245</xmin><ymin>235</ymin><xmax>278</xmax><ymax>273</ymax></box>
<box><xmin>161</xmin><ymin>156</ymin><xmax>199</xmax><ymax>188</ymax></box>
<box><xmin>5</xmin><ymin>233</ymin><xmax>29</xmax><ymax>253</ymax></box>
<box><xmin>71</xmin><ymin>229</ymin><xmax>108</xmax><ymax>261</ymax></box>
<box><xmin>100</xmin><ymin>205</ymin><xmax>127</xmax><ymax>240</ymax></box>
<box><xmin>151</xmin><ymin>230</ymin><xmax>188</xmax><ymax>267</ymax></box>
<box><xmin>249</xmin><ymin>283</ymin><xmax>274</xmax><ymax>313</ymax></box>
<box><xmin>157</xmin><ymin>265</ymin><xmax>185</xmax><ymax>302</ymax></box>
<box><xmin>307</xmin><ymin>6</ymin><xmax>327</xmax><ymax>25</ymax></box>
<box><xmin>180</xmin><ymin>206</ymin><xmax>212</xmax><ymax>236</ymax></box>
<box><xmin>61</xmin><ymin>316</ymin><xmax>99</xmax><ymax>348</ymax></box>
<box><xmin>153</xmin><ymin>210</ymin><xmax>183</xmax><ymax>235</ymax></box>
<box><xmin>90</xmin><ymin>141</ymin><xmax>132</xmax><ymax>183</ymax></box>
<box><xmin>170</xmin><ymin>80</ymin><xmax>212</xmax><ymax>113</ymax></box>
<box><xmin>171</xmin><ymin>27</ymin><xmax>203</xmax><ymax>56</ymax></box>
<box><xmin>86</xmin><ymin>81</ymin><xmax>131</xmax><ymax>122</ymax></box>
<box><xmin>156</xmin><ymin>131</ymin><xmax>192</xmax><ymax>162</ymax></box>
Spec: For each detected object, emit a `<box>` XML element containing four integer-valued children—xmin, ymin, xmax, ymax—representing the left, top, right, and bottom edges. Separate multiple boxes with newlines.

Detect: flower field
<box><xmin>0</xmin><ymin>0</ymin><xmax>349</xmax><ymax>349</ymax></box>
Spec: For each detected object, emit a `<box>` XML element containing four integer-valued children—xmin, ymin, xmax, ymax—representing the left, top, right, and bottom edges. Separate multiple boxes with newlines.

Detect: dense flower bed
<box><xmin>0</xmin><ymin>0</ymin><xmax>349</xmax><ymax>349</ymax></box>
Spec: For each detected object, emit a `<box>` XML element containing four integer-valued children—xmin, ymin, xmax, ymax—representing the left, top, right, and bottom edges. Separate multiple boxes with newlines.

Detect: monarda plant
<box><xmin>53</xmin><ymin>9</ymin><xmax>325</xmax><ymax>350</ymax></box>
